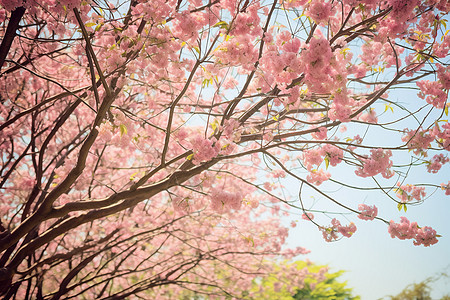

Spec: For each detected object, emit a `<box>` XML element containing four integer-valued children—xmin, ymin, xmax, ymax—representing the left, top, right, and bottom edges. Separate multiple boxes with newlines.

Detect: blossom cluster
<box><xmin>437</xmin><ymin>65</ymin><xmax>450</xmax><ymax>90</ymax></box>
<box><xmin>320</xmin><ymin>219</ymin><xmax>357</xmax><ymax>242</ymax></box>
<box><xmin>388</xmin><ymin>217</ymin><xmax>438</xmax><ymax>247</ymax></box>
<box><xmin>395</xmin><ymin>183</ymin><xmax>426</xmax><ymax>203</ymax></box>
<box><xmin>209</xmin><ymin>188</ymin><xmax>242</xmax><ymax>213</ymax></box>
<box><xmin>322</xmin><ymin>144</ymin><xmax>344</xmax><ymax>167</ymax></box>
<box><xmin>434</xmin><ymin>34</ymin><xmax>450</xmax><ymax>58</ymax></box>
<box><xmin>427</xmin><ymin>154</ymin><xmax>449</xmax><ymax>173</ymax></box>
<box><xmin>301</xmin><ymin>34</ymin><xmax>334</xmax><ymax>93</ymax></box>
<box><xmin>302</xmin><ymin>145</ymin><xmax>343</xmax><ymax>169</ymax></box>
<box><xmin>302</xmin><ymin>144</ymin><xmax>345</xmax><ymax>185</ymax></box>
<box><xmin>301</xmin><ymin>212</ymin><xmax>315</xmax><ymax>221</ymax></box>
<box><xmin>357</xmin><ymin>204</ymin><xmax>378</xmax><ymax>221</ymax></box>
<box><xmin>416</xmin><ymin>80</ymin><xmax>448</xmax><ymax>109</ymax></box>
<box><xmin>355</xmin><ymin>148</ymin><xmax>394</xmax><ymax>178</ymax></box>
<box><xmin>222</xmin><ymin>119</ymin><xmax>241</xmax><ymax>142</ymax></box>
<box><xmin>190</xmin><ymin>135</ymin><xmax>220</xmax><ymax>164</ymax></box>
<box><xmin>402</xmin><ymin>128</ymin><xmax>435</xmax><ymax>156</ymax></box>
<box><xmin>311</xmin><ymin>127</ymin><xmax>327</xmax><ymax>140</ymax></box>
<box><xmin>303</xmin><ymin>148</ymin><xmax>324</xmax><ymax>171</ymax></box>
<box><xmin>215</xmin><ymin>35</ymin><xmax>259</xmax><ymax>71</ymax></box>
<box><xmin>358</xmin><ymin>108</ymin><xmax>378</xmax><ymax>124</ymax></box>
<box><xmin>258</xmin><ymin>30</ymin><xmax>303</xmax><ymax>93</ymax></box>
<box><xmin>328</xmin><ymin>90</ymin><xmax>355</xmax><ymax>122</ymax></box>
<box><xmin>436</xmin><ymin>122</ymin><xmax>450</xmax><ymax>151</ymax></box>
<box><xmin>305</xmin><ymin>0</ymin><xmax>332</xmax><ymax>25</ymax></box>
<box><xmin>306</xmin><ymin>169</ymin><xmax>331</xmax><ymax>186</ymax></box>
<box><xmin>98</xmin><ymin>110</ymin><xmax>135</xmax><ymax>147</ymax></box>
<box><xmin>388</xmin><ymin>0</ymin><xmax>418</xmax><ymax>22</ymax></box>
<box><xmin>132</xmin><ymin>0</ymin><xmax>173</xmax><ymax>23</ymax></box>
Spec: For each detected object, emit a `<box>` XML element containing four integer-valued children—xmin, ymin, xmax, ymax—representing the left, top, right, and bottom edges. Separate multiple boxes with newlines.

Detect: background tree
<box><xmin>0</xmin><ymin>0</ymin><xmax>449</xmax><ymax>298</ymax></box>
<box><xmin>247</xmin><ymin>260</ymin><xmax>360</xmax><ymax>300</ymax></box>
<box><xmin>387</xmin><ymin>273</ymin><xmax>450</xmax><ymax>300</ymax></box>
<box><xmin>390</xmin><ymin>281</ymin><xmax>433</xmax><ymax>300</ymax></box>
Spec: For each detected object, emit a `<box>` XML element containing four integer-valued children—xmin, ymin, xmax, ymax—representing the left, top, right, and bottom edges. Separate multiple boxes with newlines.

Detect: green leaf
<box><xmin>213</xmin><ymin>21</ymin><xmax>228</xmax><ymax>30</ymax></box>
<box><xmin>211</xmin><ymin>119</ymin><xmax>219</xmax><ymax>132</ymax></box>
<box><xmin>202</xmin><ymin>78</ymin><xmax>210</xmax><ymax>88</ymax></box>
<box><xmin>245</xmin><ymin>235</ymin><xmax>255</xmax><ymax>247</ymax></box>
<box><xmin>384</xmin><ymin>104</ymin><xmax>394</xmax><ymax>113</ymax></box>
<box><xmin>119</xmin><ymin>124</ymin><xmax>127</xmax><ymax>136</ymax></box>
<box><xmin>130</xmin><ymin>171</ymin><xmax>138</xmax><ymax>181</ymax></box>
<box><xmin>324</xmin><ymin>156</ymin><xmax>330</xmax><ymax>169</ymax></box>
<box><xmin>187</xmin><ymin>153</ymin><xmax>194</xmax><ymax>160</ymax></box>
<box><xmin>397</xmin><ymin>203</ymin><xmax>407</xmax><ymax>212</ymax></box>
<box><xmin>85</xmin><ymin>22</ymin><xmax>96</xmax><ymax>27</ymax></box>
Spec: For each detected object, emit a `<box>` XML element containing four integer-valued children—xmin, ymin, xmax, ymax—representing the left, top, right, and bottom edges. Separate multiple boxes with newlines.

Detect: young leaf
<box><xmin>324</xmin><ymin>156</ymin><xmax>330</xmax><ymax>169</ymax></box>
<box><xmin>119</xmin><ymin>124</ymin><xmax>127</xmax><ymax>136</ymax></box>
<box><xmin>213</xmin><ymin>21</ymin><xmax>228</xmax><ymax>30</ymax></box>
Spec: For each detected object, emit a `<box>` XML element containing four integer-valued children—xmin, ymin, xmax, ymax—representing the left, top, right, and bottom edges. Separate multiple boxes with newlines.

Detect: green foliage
<box><xmin>389</xmin><ymin>281</ymin><xmax>432</xmax><ymax>300</ymax></box>
<box><xmin>172</xmin><ymin>260</ymin><xmax>359</xmax><ymax>300</ymax></box>
<box><xmin>293</xmin><ymin>270</ymin><xmax>358</xmax><ymax>300</ymax></box>
<box><xmin>248</xmin><ymin>261</ymin><xmax>360</xmax><ymax>300</ymax></box>
<box><xmin>387</xmin><ymin>273</ymin><xmax>450</xmax><ymax>300</ymax></box>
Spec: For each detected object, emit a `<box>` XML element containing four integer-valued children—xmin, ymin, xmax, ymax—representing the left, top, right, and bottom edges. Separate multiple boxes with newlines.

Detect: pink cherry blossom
<box><xmin>302</xmin><ymin>212</ymin><xmax>315</xmax><ymax>220</ymax></box>
<box><xmin>388</xmin><ymin>217</ymin><xmax>438</xmax><ymax>247</ymax></box>
<box><xmin>395</xmin><ymin>183</ymin><xmax>426</xmax><ymax>203</ymax></box>
<box><xmin>355</xmin><ymin>149</ymin><xmax>394</xmax><ymax>178</ymax></box>
<box><xmin>190</xmin><ymin>134</ymin><xmax>220</xmax><ymax>164</ymax></box>
<box><xmin>402</xmin><ymin>127</ymin><xmax>435</xmax><ymax>155</ymax></box>
<box><xmin>307</xmin><ymin>169</ymin><xmax>331</xmax><ymax>185</ymax></box>
<box><xmin>357</xmin><ymin>204</ymin><xmax>378</xmax><ymax>221</ymax></box>
<box><xmin>306</xmin><ymin>0</ymin><xmax>332</xmax><ymax>25</ymax></box>
<box><xmin>427</xmin><ymin>154</ymin><xmax>449</xmax><ymax>173</ymax></box>
<box><xmin>320</xmin><ymin>218</ymin><xmax>357</xmax><ymax>242</ymax></box>
<box><xmin>416</xmin><ymin>80</ymin><xmax>448</xmax><ymax>109</ymax></box>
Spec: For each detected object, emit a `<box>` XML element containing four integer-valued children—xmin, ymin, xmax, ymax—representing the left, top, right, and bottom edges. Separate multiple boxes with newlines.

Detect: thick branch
<box><xmin>0</xmin><ymin>7</ymin><xmax>25</xmax><ymax>71</ymax></box>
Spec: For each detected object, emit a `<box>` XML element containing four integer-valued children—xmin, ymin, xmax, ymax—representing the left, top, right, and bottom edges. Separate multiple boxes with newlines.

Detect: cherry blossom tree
<box><xmin>0</xmin><ymin>0</ymin><xmax>449</xmax><ymax>298</ymax></box>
